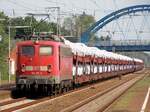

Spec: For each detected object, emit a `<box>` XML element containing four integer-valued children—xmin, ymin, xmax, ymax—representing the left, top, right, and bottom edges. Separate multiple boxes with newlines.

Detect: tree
<box><xmin>63</xmin><ymin>12</ymin><xmax>96</xmax><ymax>37</ymax></box>
<box><xmin>63</xmin><ymin>17</ymin><xmax>74</xmax><ymax>36</ymax></box>
<box><xmin>0</xmin><ymin>12</ymin><xmax>9</xmax><ymax>79</ymax></box>
<box><xmin>75</xmin><ymin>12</ymin><xmax>95</xmax><ymax>37</ymax></box>
<box><xmin>99</xmin><ymin>35</ymin><xmax>111</xmax><ymax>41</ymax></box>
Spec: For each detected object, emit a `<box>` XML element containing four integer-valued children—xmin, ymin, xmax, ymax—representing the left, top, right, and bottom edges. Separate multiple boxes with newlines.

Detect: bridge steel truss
<box><xmin>96</xmin><ymin>45</ymin><xmax>150</xmax><ymax>52</ymax></box>
<box><xmin>80</xmin><ymin>5</ymin><xmax>150</xmax><ymax>44</ymax></box>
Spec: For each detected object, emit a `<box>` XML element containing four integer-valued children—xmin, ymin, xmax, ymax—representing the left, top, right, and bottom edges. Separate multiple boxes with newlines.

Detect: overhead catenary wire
<box><xmin>90</xmin><ymin>0</ymin><xmax>101</xmax><ymax>9</ymax></box>
<box><xmin>130</xmin><ymin>15</ymin><xmax>140</xmax><ymax>40</ymax></box>
<box><xmin>45</xmin><ymin>0</ymin><xmax>66</xmax><ymax>6</ymax></box>
<box><xmin>142</xmin><ymin>12</ymin><xmax>150</xmax><ymax>33</ymax></box>
<box><xmin>7</xmin><ymin>0</ymin><xmax>33</xmax><ymax>11</ymax></box>
<box><xmin>113</xmin><ymin>0</ymin><xmax>126</xmax><ymax>41</ymax></box>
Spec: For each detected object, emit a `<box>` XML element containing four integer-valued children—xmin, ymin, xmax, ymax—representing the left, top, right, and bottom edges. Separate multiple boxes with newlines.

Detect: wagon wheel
<box><xmin>66</xmin><ymin>85</ymin><xmax>70</xmax><ymax>92</ymax></box>
<box><xmin>61</xmin><ymin>86</ymin><xmax>67</xmax><ymax>94</ymax></box>
<box><xmin>54</xmin><ymin>85</ymin><xmax>60</xmax><ymax>95</ymax></box>
<box><xmin>57</xmin><ymin>85</ymin><xmax>62</xmax><ymax>94</ymax></box>
<box><xmin>44</xmin><ymin>85</ymin><xmax>48</xmax><ymax>96</ymax></box>
<box><xmin>47</xmin><ymin>85</ymin><xmax>51</xmax><ymax>96</ymax></box>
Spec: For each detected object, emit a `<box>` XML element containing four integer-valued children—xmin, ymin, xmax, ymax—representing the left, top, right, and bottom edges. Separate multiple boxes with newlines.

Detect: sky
<box><xmin>0</xmin><ymin>0</ymin><xmax>150</xmax><ymax>20</ymax></box>
<box><xmin>0</xmin><ymin>0</ymin><xmax>150</xmax><ymax>40</ymax></box>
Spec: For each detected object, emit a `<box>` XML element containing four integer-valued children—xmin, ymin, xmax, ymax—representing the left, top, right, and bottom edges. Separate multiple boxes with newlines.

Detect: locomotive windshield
<box><xmin>39</xmin><ymin>46</ymin><xmax>52</xmax><ymax>55</ymax></box>
<box><xmin>21</xmin><ymin>46</ymin><xmax>34</xmax><ymax>56</ymax></box>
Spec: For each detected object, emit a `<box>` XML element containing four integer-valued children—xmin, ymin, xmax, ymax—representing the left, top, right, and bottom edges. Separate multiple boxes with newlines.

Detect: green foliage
<box><xmin>99</xmin><ymin>35</ymin><xmax>111</xmax><ymax>41</ymax></box>
<box><xmin>35</xmin><ymin>21</ymin><xmax>57</xmax><ymax>33</ymax></box>
<box><xmin>61</xmin><ymin>26</ymin><xmax>70</xmax><ymax>36</ymax></box>
<box><xmin>0</xmin><ymin>34</ymin><xmax>9</xmax><ymax>80</ymax></box>
<box><xmin>63</xmin><ymin>12</ymin><xmax>96</xmax><ymax>37</ymax></box>
<box><xmin>76</xmin><ymin>12</ymin><xmax>95</xmax><ymax>32</ymax></box>
<box><xmin>111</xmin><ymin>76</ymin><xmax>150</xmax><ymax>110</ymax></box>
<box><xmin>0</xmin><ymin>12</ymin><xmax>9</xmax><ymax>80</ymax></box>
<box><xmin>6</xmin><ymin>16</ymin><xmax>59</xmax><ymax>36</ymax></box>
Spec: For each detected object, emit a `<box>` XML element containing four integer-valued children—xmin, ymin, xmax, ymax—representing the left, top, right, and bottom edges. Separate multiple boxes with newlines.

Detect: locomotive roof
<box><xmin>17</xmin><ymin>40</ymin><xmax>64</xmax><ymax>46</ymax></box>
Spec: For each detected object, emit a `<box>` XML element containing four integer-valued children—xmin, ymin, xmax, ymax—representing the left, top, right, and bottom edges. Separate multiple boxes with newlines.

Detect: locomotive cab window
<box><xmin>40</xmin><ymin>46</ymin><xmax>53</xmax><ymax>55</ymax></box>
<box><xmin>21</xmin><ymin>46</ymin><xmax>34</xmax><ymax>56</ymax></box>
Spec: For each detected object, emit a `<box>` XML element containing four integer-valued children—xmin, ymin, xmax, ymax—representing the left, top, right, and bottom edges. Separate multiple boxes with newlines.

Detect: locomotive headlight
<box><xmin>21</xmin><ymin>64</ymin><xmax>25</xmax><ymax>72</ymax></box>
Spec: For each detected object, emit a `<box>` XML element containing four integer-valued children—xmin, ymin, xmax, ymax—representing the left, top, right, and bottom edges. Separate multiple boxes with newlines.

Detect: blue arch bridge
<box><xmin>80</xmin><ymin>5</ymin><xmax>150</xmax><ymax>52</ymax></box>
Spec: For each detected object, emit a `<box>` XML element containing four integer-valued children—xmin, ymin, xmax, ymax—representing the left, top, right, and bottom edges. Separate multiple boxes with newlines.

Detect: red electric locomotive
<box><xmin>14</xmin><ymin>35</ymin><xmax>73</xmax><ymax>95</ymax></box>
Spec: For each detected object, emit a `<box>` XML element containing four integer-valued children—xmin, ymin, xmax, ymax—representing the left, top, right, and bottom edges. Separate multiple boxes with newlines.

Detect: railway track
<box><xmin>0</xmin><ymin>86</ymin><xmax>93</xmax><ymax>112</ymax></box>
<box><xmin>0</xmin><ymin>97</ymin><xmax>35</xmax><ymax>112</ymax></box>
<box><xmin>0</xmin><ymin>71</ymin><xmax>147</xmax><ymax>112</ymax></box>
<box><xmin>0</xmin><ymin>92</ymin><xmax>74</xmax><ymax>112</ymax></box>
<box><xmin>61</xmin><ymin>74</ymin><xmax>146</xmax><ymax>112</ymax></box>
<box><xmin>0</xmin><ymin>97</ymin><xmax>26</xmax><ymax>106</ymax></box>
<box><xmin>0</xmin><ymin>83</ymin><xmax>15</xmax><ymax>90</ymax></box>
